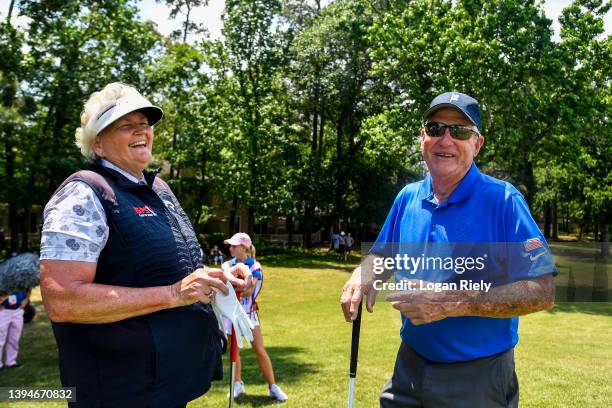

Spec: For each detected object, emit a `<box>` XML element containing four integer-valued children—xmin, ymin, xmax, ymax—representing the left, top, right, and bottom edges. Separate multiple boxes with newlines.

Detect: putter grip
<box><xmin>349</xmin><ymin>301</ymin><xmax>363</xmax><ymax>378</ymax></box>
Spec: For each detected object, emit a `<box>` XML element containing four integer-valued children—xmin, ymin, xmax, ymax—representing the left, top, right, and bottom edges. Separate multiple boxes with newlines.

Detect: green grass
<box><xmin>0</xmin><ymin>253</ymin><xmax>610</xmax><ymax>407</ymax></box>
<box><xmin>549</xmin><ymin>241</ymin><xmax>611</xmax><ymax>301</ymax></box>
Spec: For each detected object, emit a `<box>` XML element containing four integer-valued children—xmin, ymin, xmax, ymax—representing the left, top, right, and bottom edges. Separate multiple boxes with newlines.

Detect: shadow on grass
<box><xmin>547</xmin><ymin>302</ymin><xmax>612</xmax><ymax>316</ymax></box>
<box><xmin>232</xmin><ymin>394</ymin><xmax>287</xmax><ymax>406</ymax></box>
<box><xmin>217</xmin><ymin>346</ymin><xmax>317</xmax><ymax>406</ymax></box>
<box><xmin>259</xmin><ymin>253</ymin><xmax>358</xmax><ymax>272</ymax></box>
<box><xmin>231</xmin><ymin>346</ymin><xmax>318</xmax><ymax>387</ymax></box>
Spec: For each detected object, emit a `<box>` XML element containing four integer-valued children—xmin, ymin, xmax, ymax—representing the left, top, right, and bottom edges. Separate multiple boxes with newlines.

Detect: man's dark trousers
<box><xmin>380</xmin><ymin>342</ymin><xmax>519</xmax><ymax>408</ymax></box>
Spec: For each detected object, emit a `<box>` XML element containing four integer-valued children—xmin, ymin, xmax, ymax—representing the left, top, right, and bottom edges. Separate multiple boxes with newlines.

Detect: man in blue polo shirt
<box><xmin>340</xmin><ymin>92</ymin><xmax>556</xmax><ymax>407</ymax></box>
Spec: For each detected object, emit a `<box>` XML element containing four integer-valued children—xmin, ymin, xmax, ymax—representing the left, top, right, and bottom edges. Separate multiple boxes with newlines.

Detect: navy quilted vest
<box><xmin>47</xmin><ymin>164</ymin><xmax>222</xmax><ymax>408</ymax></box>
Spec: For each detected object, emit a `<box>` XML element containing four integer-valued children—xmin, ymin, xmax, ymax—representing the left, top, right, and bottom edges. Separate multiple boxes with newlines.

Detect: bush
<box><xmin>198</xmin><ymin>232</ymin><xmax>227</xmax><ymax>253</ymax></box>
<box><xmin>251</xmin><ymin>236</ymin><xmax>307</xmax><ymax>256</ymax></box>
<box><xmin>198</xmin><ymin>232</ymin><xmax>307</xmax><ymax>257</ymax></box>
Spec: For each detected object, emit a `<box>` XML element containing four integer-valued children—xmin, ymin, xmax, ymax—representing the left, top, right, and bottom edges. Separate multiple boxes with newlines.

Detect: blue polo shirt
<box><xmin>373</xmin><ymin>163</ymin><xmax>556</xmax><ymax>362</ymax></box>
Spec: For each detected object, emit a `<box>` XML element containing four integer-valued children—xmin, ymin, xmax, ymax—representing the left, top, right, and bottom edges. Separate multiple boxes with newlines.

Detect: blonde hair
<box><xmin>75</xmin><ymin>82</ymin><xmax>145</xmax><ymax>162</ymax></box>
<box><xmin>247</xmin><ymin>245</ymin><xmax>257</xmax><ymax>259</ymax></box>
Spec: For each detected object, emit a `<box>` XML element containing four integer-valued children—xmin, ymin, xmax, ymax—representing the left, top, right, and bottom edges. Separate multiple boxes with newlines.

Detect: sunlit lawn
<box><xmin>0</xmin><ymin>252</ymin><xmax>610</xmax><ymax>407</ymax></box>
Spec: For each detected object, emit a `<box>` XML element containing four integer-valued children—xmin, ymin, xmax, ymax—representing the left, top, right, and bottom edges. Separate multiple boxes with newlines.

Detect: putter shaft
<box><xmin>348</xmin><ymin>301</ymin><xmax>363</xmax><ymax>407</ymax></box>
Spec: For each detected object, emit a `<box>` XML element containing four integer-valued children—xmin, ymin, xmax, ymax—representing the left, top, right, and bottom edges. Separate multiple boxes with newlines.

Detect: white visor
<box><xmin>94</xmin><ymin>94</ymin><xmax>163</xmax><ymax>136</ymax></box>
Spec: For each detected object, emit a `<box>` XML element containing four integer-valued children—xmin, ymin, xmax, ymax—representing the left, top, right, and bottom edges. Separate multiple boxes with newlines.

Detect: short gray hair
<box><xmin>75</xmin><ymin>83</ymin><xmax>147</xmax><ymax>162</ymax></box>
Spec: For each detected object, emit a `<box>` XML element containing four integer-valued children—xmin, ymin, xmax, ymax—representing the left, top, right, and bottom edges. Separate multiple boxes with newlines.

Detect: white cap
<box><xmin>94</xmin><ymin>93</ymin><xmax>163</xmax><ymax>136</ymax></box>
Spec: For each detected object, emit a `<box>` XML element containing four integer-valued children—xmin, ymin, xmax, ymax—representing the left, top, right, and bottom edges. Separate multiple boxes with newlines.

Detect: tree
<box><xmin>154</xmin><ymin>0</ymin><xmax>210</xmax><ymax>181</ymax></box>
<box><xmin>156</xmin><ymin>0</ymin><xmax>209</xmax><ymax>43</ymax></box>
<box><xmin>367</xmin><ymin>0</ymin><xmax>560</xmax><ymax>207</ymax></box>
<box><xmin>0</xmin><ymin>3</ymin><xmax>32</xmax><ymax>250</ymax></box>
<box><xmin>2</xmin><ymin>0</ymin><xmax>160</xmax><ymax>250</ymax></box>
<box><xmin>554</xmin><ymin>0</ymin><xmax>610</xmax><ymax>252</ymax></box>
<box><xmin>287</xmin><ymin>0</ymin><xmax>407</xmax><ymax>243</ymax></box>
<box><xmin>222</xmin><ymin>0</ymin><xmax>287</xmax><ymax>233</ymax></box>
<box><xmin>150</xmin><ymin>39</ymin><xmax>243</xmax><ymax>233</ymax></box>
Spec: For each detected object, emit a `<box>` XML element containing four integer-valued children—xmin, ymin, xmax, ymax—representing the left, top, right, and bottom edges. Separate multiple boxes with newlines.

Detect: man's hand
<box><xmin>340</xmin><ymin>254</ymin><xmax>395</xmax><ymax>322</ymax></box>
<box><xmin>170</xmin><ymin>267</ymin><xmax>228</xmax><ymax>307</ymax></box>
<box><xmin>340</xmin><ymin>266</ymin><xmax>378</xmax><ymax>322</ymax></box>
<box><xmin>385</xmin><ymin>279</ymin><xmax>477</xmax><ymax>325</ymax></box>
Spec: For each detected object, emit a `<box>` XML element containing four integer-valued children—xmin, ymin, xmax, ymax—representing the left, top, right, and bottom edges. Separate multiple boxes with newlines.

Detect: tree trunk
<box><xmin>8</xmin><ymin>207</ymin><xmax>17</xmax><ymax>252</ymax></box>
<box><xmin>170</xmin><ymin>120</ymin><xmax>179</xmax><ymax>179</ymax></box>
<box><xmin>20</xmin><ymin>207</ymin><xmax>30</xmax><ymax>251</ymax></box>
<box><xmin>183</xmin><ymin>4</ymin><xmax>192</xmax><ymax>43</ymax></box>
<box><xmin>601</xmin><ymin>223</ymin><xmax>609</xmax><ymax>259</ymax></box>
<box><xmin>543</xmin><ymin>201</ymin><xmax>551</xmax><ymax>238</ymax></box>
<box><xmin>303</xmin><ymin>203</ymin><xmax>314</xmax><ymax>248</ymax></box>
<box><xmin>552</xmin><ymin>200</ymin><xmax>558</xmax><ymax>239</ymax></box>
<box><xmin>228</xmin><ymin>197</ymin><xmax>238</xmax><ymax>235</ymax></box>
<box><xmin>195</xmin><ymin>148</ymin><xmax>208</xmax><ymax>234</ymax></box>
<box><xmin>311</xmin><ymin>79</ymin><xmax>319</xmax><ymax>153</ymax></box>
<box><xmin>5</xmin><ymin>134</ymin><xmax>17</xmax><ymax>251</ymax></box>
<box><xmin>523</xmin><ymin>159</ymin><xmax>535</xmax><ymax>212</ymax></box>
<box><xmin>247</xmin><ymin>205</ymin><xmax>255</xmax><ymax>235</ymax></box>
<box><xmin>7</xmin><ymin>0</ymin><xmax>15</xmax><ymax>24</ymax></box>
<box><xmin>318</xmin><ymin>107</ymin><xmax>324</xmax><ymax>158</ymax></box>
<box><xmin>247</xmin><ymin>122</ymin><xmax>257</xmax><ymax>237</ymax></box>
<box><xmin>287</xmin><ymin>216</ymin><xmax>294</xmax><ymax>247</ymax></box>
<box><xmin>334</xmin><ymin>107</ymin><xmax>348</xmax><ymax>228</ymax></box>
<box><xmin>311</xmin><ymin>111</ymin><xmax>318</xmax><ymax>152</ymax></box>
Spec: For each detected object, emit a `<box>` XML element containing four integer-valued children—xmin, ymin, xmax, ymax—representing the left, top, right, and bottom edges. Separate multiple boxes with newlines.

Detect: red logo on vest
<box><xmin>133</xmin><ymin>206</ymin><xmax>157</xmax><ymax>217</ymax></box>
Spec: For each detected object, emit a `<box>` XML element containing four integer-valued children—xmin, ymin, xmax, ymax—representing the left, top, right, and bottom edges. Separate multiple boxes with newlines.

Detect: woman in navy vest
<box><xmin>40</xmin><ymin>83</ymin><xmax>230</xmax><ymax>408</ymax></box>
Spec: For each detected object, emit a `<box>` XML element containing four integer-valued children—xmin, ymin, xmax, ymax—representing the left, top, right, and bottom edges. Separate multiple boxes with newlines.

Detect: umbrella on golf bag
<box><xmin>0</xmin><ymin>253</ymin><xmax>40</xmax><ymax>297</ymax></box>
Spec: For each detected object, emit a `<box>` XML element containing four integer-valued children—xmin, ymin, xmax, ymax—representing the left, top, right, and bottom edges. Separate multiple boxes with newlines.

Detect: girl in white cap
<box><xmin>222</xmin><ymin>232</ymin><xmax>288</xmax><ymax>402</ymax></box>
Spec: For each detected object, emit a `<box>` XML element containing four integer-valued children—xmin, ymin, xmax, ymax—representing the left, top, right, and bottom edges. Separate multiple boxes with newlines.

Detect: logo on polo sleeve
<box><xmin>523</xmin><ymin>237</ymin><xmax>543</xmax><ymax>252</ymax></box>
<box><xmin>133</xmin><ymin>206</ymin><xmax>157</xmax><ymax>217</ymax></box>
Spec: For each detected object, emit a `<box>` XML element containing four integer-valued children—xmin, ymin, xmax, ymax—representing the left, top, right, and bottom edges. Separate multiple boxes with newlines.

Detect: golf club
<box><xmin>348</xmin><ymin>300</ymin><xmax>363</xmax><ymax>408</ymax></box>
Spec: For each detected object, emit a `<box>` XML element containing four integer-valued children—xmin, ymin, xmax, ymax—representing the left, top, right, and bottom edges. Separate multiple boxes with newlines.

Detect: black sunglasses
<box><xmin>424</xmin><ymin>122</ymin><xmax>479</xmax><ymax>140</ymax></box>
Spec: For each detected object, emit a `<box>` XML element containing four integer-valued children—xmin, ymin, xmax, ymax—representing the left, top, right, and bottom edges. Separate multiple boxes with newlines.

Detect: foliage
<box><xmin>0</xmin><ymin>0</ymin><xmax>609</xmax><ymax>249</ymax></box>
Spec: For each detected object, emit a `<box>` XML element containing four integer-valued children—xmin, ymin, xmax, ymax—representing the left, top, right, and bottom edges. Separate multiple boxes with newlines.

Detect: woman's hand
<box><xmin>171</xmin><ymin>267</ymin><xmax>229</xmax><ymax>307</ymax></box>
<box><xmin>241</xmin><ymin>278</ymin><xmax>257</xmax><ymax>297</ymax></box>
<box><xmin>221</xmin><ymin>263</ymin><xmax>253</xmax><ymax>292</ymax></box>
